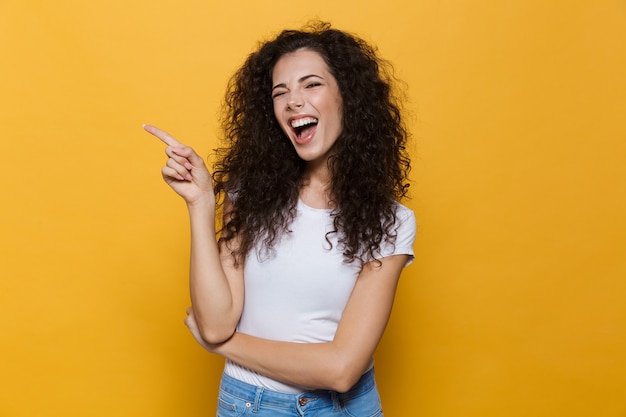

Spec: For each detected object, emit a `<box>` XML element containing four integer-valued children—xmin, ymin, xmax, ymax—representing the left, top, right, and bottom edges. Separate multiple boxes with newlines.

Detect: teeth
<box><xmin>291</xmin><ymin>117</ymin><xmax>318</xmax><ymax>128</ymax></box>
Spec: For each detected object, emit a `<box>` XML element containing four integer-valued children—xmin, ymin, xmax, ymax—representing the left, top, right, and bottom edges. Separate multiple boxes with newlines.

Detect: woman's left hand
<box><xmin>184</xmin><ymin>307</ymin><xmax>218</xmax><ymax>352</ymax></box>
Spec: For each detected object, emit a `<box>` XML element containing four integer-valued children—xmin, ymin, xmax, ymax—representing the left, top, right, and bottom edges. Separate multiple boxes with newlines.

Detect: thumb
<box><xmin>172</xmin><ymin>146</ymin><xmax>206</xmax><ymax>169</ymax></box>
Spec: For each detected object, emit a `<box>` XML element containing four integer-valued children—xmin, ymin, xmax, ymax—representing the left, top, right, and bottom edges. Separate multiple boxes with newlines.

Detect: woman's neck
<box><xmin>299</xmin><ymin>163</ymin><xmax>333</xmax><ymax>209</ymax></box>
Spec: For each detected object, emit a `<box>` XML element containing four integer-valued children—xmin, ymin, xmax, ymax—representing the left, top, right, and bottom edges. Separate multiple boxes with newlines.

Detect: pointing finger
<box><xmin>143</xmin><ymin>124</ymin><xmax>182</xmax><ymax>147</ymax></box>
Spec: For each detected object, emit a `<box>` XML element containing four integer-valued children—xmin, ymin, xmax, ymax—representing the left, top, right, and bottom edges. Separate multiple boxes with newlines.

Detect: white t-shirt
<box><xmin>224</xmin><ymin>199</ymin><xmax>416</xmax><ymax>393</ymax></box>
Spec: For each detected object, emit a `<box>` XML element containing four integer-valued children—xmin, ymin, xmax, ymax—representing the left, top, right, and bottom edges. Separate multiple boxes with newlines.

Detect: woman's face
<box><xmin>271</xmin><ymin>48</ymin><xmax>343</xmax><ymax>166</ymax></box>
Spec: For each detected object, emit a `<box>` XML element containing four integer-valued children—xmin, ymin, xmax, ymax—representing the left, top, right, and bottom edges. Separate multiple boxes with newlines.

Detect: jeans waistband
<box><xmin>219</xmin><ymin>368</ymin><xmax>377</xmax><ymax>412</ymax></box>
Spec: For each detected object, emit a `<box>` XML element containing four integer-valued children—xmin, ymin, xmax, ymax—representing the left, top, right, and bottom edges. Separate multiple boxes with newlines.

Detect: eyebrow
<box><xmin>272</xmin><ymin>74</ymin><xmax>324</xmax><ymax>91</ymax></box>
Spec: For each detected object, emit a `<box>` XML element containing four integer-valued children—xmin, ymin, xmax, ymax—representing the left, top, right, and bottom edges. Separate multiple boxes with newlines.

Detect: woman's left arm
<box><xmin>185</xmin><ymin>253</ymin><xmax>410</xmax><ymax>393</ymax></box>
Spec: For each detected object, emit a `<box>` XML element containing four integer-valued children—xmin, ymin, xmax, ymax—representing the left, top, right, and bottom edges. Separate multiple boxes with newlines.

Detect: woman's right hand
<box><xmin>144</xmin><ymin>124</ymin><xmax>215</xmax><ymax>206</ymax></box>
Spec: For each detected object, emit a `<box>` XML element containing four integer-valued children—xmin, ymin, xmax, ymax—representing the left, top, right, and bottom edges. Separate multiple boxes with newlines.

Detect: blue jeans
<box><xmin>216</xmin><ymin>368</ymin><xmax>384</xmax><ymax>417</ymax></box>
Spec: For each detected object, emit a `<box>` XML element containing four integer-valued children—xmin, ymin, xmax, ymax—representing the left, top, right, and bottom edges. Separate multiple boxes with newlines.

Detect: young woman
<box><xmin>145</xmin><ymin>22</ymin><xmax>416</xmax><ymax>417</ymax></box>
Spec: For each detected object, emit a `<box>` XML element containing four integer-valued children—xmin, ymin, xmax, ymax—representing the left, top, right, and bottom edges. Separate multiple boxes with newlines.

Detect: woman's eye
<box><xmin>272</xmin><ymin>91</ymin><xmax>286</xmax><ymax>99</ymax></box>
<box><xmin>306</xmin><ymin>82</ymin><xmax>321</xmax><ymax>88</ymax></box>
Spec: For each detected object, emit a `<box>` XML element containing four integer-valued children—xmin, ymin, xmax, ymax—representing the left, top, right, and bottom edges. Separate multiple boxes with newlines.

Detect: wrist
<box><xmin>186</xmin><ymin>193</ymin><xmax>216</xmax><ymax>210</ymax></box>
<box><xmin>186</xmin><ymin>196</ymin><xmax>217</xmax><ymax>225</ymax></box>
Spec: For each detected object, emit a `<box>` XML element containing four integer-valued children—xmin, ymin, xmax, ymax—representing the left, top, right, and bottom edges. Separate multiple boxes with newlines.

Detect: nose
<box><xmin>287</xmin><ymin>91</ymin><xmax>304</xmax><ymax>110</ymax></box>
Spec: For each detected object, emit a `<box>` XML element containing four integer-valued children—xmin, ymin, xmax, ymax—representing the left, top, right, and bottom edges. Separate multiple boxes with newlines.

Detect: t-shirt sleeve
<box><xmin>377</xmin><ymin>203</ymin><xmax>417</xmax><ymax>266</ymax></box>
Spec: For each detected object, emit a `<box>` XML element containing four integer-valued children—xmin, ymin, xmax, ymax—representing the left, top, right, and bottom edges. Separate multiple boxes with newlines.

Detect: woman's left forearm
<box><xmin>213</xmin><ymin>332</ymin><xmax>368</xmax><ymax>392</ymax></box>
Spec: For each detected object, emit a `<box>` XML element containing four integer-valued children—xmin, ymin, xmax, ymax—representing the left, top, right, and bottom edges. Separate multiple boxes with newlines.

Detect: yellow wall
<box><xmin>1</xmin><ymin>1</ymin><xmax>625</xmax><ymax>416</ymax></box>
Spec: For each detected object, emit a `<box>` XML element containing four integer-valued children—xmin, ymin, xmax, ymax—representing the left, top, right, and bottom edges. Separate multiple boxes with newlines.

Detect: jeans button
<box><xmin>299</xmin><ymin>397</ymin><xmax>307</xmax><ymax>406</ymax></box>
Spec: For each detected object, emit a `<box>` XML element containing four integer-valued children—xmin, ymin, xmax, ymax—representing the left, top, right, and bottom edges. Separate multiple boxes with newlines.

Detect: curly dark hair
<box><xmin>212</xmin><ymin>21</ymin><xmax>411</xmax><ymax>265</ymax></box>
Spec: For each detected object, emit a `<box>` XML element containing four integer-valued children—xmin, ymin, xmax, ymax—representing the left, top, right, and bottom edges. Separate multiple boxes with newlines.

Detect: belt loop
<box><xmin>331</xmin><ymin>391</ymin><xmax>340</xmax><ymax>411</ymax></box>
<box><xmin>253</xmin><ymin>387</ymin><xmax>264</xmax><ymax>413</ymax></box>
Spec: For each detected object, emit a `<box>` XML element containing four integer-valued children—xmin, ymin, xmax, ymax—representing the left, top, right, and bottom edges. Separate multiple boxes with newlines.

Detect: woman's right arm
<box><xmin>145</xmin><ymin>124</ymin><xmax>244</xmax><ymax>344</ymax></box>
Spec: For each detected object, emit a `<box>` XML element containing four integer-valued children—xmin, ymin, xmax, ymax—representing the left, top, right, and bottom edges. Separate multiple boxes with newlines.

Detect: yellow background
<box><xmin>1</xmin><ymin>1</ymin><xmax>625</xmax><ymax>416</ymax></box>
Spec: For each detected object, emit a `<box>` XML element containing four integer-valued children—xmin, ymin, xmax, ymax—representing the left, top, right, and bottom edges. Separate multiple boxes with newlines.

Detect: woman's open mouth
<box><xmin>291</xmin><ymin>117</ymin><xmax>318</xmax><ymax>143</ymax></box>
